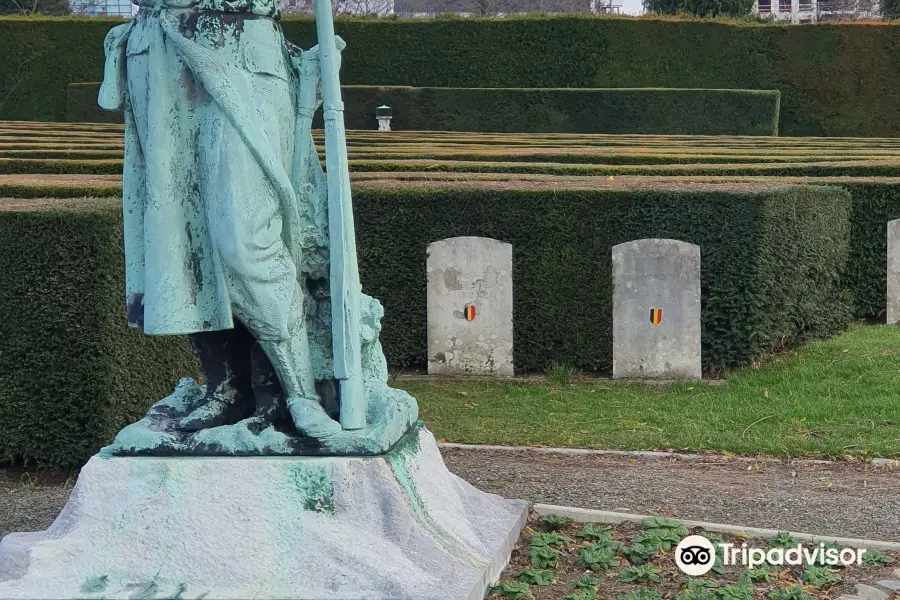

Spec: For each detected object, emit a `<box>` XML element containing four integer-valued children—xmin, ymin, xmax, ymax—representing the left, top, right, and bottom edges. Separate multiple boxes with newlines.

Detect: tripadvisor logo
<box><xmin>675</xmin><ymin>536</ymin><xmax>717</xmax><ymax>576</ymax></box>
<box><xmin>675</xmin><ymin>535</ymin><xmax>868</xmax><ymax>576</ymax></box>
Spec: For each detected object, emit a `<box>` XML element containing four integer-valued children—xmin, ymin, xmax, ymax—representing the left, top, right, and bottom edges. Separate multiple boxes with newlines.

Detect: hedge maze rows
<box><xmin>2</xmin><ymin>119</ymin><xmax>899</xmax><ymax>465</ymax></box>
<box><xmin>67</xmin><ymin>83</ymin><xmax>782</xmax><ymax>136</ymax></box>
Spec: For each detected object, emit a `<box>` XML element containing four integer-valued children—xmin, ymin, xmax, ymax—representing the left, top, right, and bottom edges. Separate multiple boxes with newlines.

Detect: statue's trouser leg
<box><xmin>180</xmin><ymin>322</ymin><xmax>255</xmax><ymax>430</ymax></box>
<box><xmin>258</xmin><ymin>329</ymin><xmax>341</xmax><ymax>438</ymax></box>
<box><xmin>199</xmin><ymin>86</ymin><xmax>340</xmax><ymax>438</ymax></box>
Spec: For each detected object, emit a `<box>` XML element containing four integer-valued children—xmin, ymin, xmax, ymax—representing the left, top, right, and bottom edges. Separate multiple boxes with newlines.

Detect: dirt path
<box><xmin>2</xmin><ymin>451</ymin><xmax>898</xmax><ymax>542</ymax></box>
<box><xmin>0</xmin><ymin>469</ymin><xmax>75</xmax><ymax>540</ymax></box>
<box><xmin>441</xmin><ymin>449</ymin><xmax>900</xmax><ymax>541</ymax></box>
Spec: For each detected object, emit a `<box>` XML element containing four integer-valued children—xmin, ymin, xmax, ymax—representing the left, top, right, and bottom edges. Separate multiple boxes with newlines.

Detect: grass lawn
<box><xmin>398</xmin><ymin>324</ymin><xmax>900</xmax><ymax>458</ymax></box>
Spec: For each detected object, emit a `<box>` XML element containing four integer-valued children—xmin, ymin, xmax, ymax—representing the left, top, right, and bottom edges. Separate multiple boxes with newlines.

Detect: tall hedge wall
<box><xmin>67</xmin><ymin>82</ymin><xmax>781</xmax><ymax>136</ymax></box>
<box><xmin>840</xmin><ymin>182</ymin><xmax>900</xmax><ymax>320</ymax></box>
<box><xmin>4</xmin><ymin>15</ymin><xmax>900</xmax><ymax>137</ymax></box>
<box><xmin>0</xmin><ymin>198</ymin><xmax>198</xmax><ymax>467</ymax></box>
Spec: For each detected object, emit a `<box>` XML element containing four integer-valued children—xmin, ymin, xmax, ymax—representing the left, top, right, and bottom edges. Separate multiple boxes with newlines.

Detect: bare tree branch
<box><xmin>0</xmin><ymin>50</ymin><xmax>41</xmax><ymax>116</ymax></box>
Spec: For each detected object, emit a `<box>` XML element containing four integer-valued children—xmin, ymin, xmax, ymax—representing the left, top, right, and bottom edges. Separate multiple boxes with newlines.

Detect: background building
<box><xmin>279</xmin><ymin>0</ymin><xmax>622</xmax><ymax>16</ymax></box>
<box><xmin>69</xmin><ymin>0</ymin><xmax>136</xmax><ymax>15</ymax></box>
<box><xmin>753</xmin><ymin>0</ymin><xmax>878</xmax><ymax>22</ymax></box>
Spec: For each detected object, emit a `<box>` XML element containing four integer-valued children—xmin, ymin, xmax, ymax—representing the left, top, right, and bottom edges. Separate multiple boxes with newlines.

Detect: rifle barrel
<box><xmin>313</xmin><ymin>0</ymin><xmax>366</xmax><ymax>430</ymax></box>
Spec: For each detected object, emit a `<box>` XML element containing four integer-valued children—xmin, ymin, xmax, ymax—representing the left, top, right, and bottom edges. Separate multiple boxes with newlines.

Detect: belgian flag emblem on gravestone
<box><xmin>650</xmin><ymin>308</ymin><xmax>663</xmax><ymax>325</ymax></box>
<box><xmin>464</xmin><ymin>304</ymin><xmax>477</xmax><ymax>322</ymax></box>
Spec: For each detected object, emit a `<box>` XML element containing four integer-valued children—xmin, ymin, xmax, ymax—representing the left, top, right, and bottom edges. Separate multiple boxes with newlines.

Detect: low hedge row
<box><xmin>6</xmin><ymin>157</ymin><xmax>900</xmax><ymax>178</ymax></box>
<box><xmin>0</xmin><ymin>182</ymin><xmax>852</xmax><ymax>465</ymax></box>
<box><xmin>67</xmin><ymin>82</ymin><xmax>781</xmax><ymax>137</ymax></box>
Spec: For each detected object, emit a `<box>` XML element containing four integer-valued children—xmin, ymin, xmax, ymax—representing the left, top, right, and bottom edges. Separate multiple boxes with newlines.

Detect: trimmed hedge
<box><xmin>0</xmin><ymin>197</ymin><xmax>198</xmax><ymax>467</ymax></box>
<box><xmin>336</xmin><ymin>87</ymin><xmax>781</xmax><ymax>136</ymax></box>
<box><xmin>7</xmin><ymin>156</ymin><xmax>900</xmax><ymax>177</ymax></box>
<box><xmin>66</xmin><ymin>82</ymin><xmax>122</xmax><ymax>124</ymax></box>
<box><xmin>5</xmin><ymin>16</ymin><xmax>900</xmax><ymax>137</ymax></box>
<box><xmin>67</xmin><ymin>82</ymin><xmax>781</xmax><ymax>136</ymax></box>
<box><xmin>1</xmin><ymin>173</ymin><xmax>893</xmax><ymax>322</ymax></box>
<box><xmin>7</xmin><ymin>150</ymin><xmax>900</xmax><ymax>177</ymax></box>
<box><xmin>830</xmin><ymin>182</ymin><xmax>900</xmax><ymax>320</ymax></box>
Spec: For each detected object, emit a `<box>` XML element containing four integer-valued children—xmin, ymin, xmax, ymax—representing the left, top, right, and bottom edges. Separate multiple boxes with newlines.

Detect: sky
<box><xmin>619</xmin><ymin>0</ymin><xmax>645</xmax><ymax>15</ymax></box>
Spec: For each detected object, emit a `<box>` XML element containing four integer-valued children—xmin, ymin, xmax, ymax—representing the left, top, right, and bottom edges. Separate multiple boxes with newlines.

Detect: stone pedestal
<box><xmin>0</xmin><ymin>427</ymin><xmax>527</xmax><ymax>600</ymax></box>
<box><xmin>887</xmin><ymin>218</ymin><xmax>900</xmax><ymax>325</ymax></box>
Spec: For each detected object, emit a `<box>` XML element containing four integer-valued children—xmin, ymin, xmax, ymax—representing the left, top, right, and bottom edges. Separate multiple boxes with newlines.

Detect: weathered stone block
<box><xmin>612</xmin><ymin>238</ymin><xmax>701</xmax><ymax>379</ymax></box>
<box><xmin>0</xmin><ymin>427</ymin><xmax>527</xmax><ymax>600</ymax></box>
<box><xmin>855</xmin><ymin>584</ymin><xmax>892</xmax><ymax>600</ymax></box>
<box><xmin>887</xmin><ymin>218</ymin><xmax>900</xmax><ymax>325</ymax></box>
<box><xmin>426</xmin><ymin>236</ymin><xmax>514</xmax><ymax>376</ymax></box>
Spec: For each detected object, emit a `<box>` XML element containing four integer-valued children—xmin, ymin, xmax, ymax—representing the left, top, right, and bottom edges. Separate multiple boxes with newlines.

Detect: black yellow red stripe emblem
<box><xmin>464</xmin><ymin>304</ymin><xmax>477</xmax><ymax>322</ymax></box>
<box><xmin>650</xmin><ymin>308</ymin><xmax>662</xmax><ymax>325</ymax></box>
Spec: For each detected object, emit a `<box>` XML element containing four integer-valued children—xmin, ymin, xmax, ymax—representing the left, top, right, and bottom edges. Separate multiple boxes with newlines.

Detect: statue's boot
<box><xmin>179</xmin><ymin>325</ymin><xmax>255</xmax><ymax>431</ymax></box>
<box><xmin>247</xmin><ymin>341</ymin><xmax>287</xmax><ymax>425</ymax></box>
<box><xmin>259</xmin><ymin>325</ymin><xmax>342</xmax><ymax>439</ymax></box>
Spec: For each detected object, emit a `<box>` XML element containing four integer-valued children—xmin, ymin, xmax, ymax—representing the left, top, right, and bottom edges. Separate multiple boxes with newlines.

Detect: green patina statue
<box><xmin>98</xmin><ymin>0</ymin><xmax>417</xmax><ymax>456</ymax></box>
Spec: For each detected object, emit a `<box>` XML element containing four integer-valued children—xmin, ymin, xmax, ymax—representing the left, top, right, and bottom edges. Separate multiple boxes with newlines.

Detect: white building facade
<box><xmin>753</xmin><ymin>0</ymin><xmax>816</xmax><ymax>22</ymax></box>
<box><xmin>753</xmin><ymin>0</ymin><xmax>879</xmax><ymax>22</ymax></box>
<box><xmin>70</xmin><ymin>0</ymin><xmax>137</xmax><ymax>16</ymax></box>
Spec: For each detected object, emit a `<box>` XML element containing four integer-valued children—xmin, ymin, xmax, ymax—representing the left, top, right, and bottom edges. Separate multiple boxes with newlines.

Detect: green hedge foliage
<box><xmin>4</xmin><ymin>15</ymin><xmax>900</xmax><ymax>136</ymax></box>
<box><xmin>323</xmin><ymin>87</ymin><xmax>781</xmax><ymax>136</ymax></box>
<box><xmin>67</xmin><ymin>82</ymin><xmax>781</xmax><ymax>136</ymax></box>
<box><xmin>840</xmin><ymin>182</ymin><xmax>900</xmax><ymax>319</ymax></box>
<box><xmin>0</xmin><ymin>197</ymin><xmax>198</xmax><ymax>467</ymax></box>
<box><xmin>66</xmin><ymin>82</ymin><xmax>124</xmax><ymax>124</ymax></box>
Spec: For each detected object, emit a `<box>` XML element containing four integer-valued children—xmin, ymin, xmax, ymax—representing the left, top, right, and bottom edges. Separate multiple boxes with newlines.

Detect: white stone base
<box><xmin>0</xmin><ymin>428</ymin><xmax>527</xmax><ymax>600</ymax></box>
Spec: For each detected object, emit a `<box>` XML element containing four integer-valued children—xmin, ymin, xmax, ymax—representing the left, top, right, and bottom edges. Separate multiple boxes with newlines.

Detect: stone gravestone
<box><xmin>612</xmin><ymin>238</ymin><xmax>701</xmax><ymax>379</ymax></box>
<box><xmin>887</xmin><ymin>218</ymin><xmax>900</xmax><ymax>325</ymax></box>
<box><xmin>427</xmin><ymin>236</ymin><xmax>514</xmax><ymax>376</ymax></box>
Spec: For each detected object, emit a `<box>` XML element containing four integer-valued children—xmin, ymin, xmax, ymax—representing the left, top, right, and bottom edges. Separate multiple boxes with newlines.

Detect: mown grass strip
<box><xmin>402</xmin><ymin>324</ymin><xmax>900</xmax><ymax>458</ymax></box>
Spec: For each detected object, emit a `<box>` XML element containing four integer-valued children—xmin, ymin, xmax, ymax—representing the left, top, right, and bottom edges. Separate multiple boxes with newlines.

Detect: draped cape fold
<box><xmin>101</xmin><ymin>10</ymin><xmax>328</xmax><ymax>342</ymax></box>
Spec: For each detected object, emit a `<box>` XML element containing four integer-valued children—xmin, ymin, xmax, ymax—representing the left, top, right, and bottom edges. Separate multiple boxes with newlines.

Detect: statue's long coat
<box><xmin>100</xmin><ymin>2</ymin><xmax>328</xmax><ymax>343</ymax></box>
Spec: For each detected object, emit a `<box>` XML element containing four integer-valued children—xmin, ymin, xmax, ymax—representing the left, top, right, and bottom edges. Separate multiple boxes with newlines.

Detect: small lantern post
<box><xmin>376</xmin><ymin>105</ymin><xmax>392</xmax><ymax>131</ymax></box>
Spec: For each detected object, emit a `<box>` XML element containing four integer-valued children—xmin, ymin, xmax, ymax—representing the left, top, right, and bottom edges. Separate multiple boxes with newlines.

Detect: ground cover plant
<box><xmin>490</xmin><ymin>516</ymin><xmax>898</xmax><ymax>600</ymax></box>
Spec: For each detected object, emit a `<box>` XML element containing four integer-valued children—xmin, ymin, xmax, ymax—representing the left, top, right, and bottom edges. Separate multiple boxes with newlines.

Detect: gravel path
<box><xmin>441</xmin><ymin>449</ymin><xmax>900</xmax><ymax>541</ymax></box>
<box><xmin>2</xmin><ymin>451</ymin><xmax>898</xmax><ymax>542</ymax></box>
<box><xmin>1</xmin><ymin>469</ymin><xmax>75</xmax><ymax>540</ymax></box>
